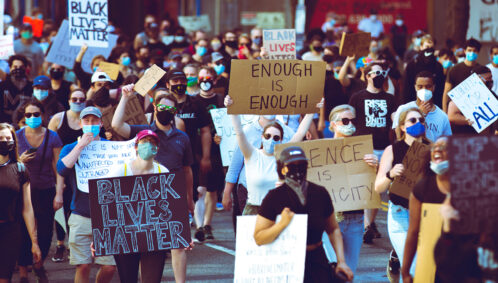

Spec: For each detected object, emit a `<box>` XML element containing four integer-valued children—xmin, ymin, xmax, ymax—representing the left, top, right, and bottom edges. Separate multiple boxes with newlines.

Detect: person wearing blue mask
<box><xmin>192</xmin><ymin>39</ymin><xmax>210</xmax><ymax>65</ymax></box>
<box><xmin>375</xmin><ymin>107</ymin><xmax>432</xmax><ymax>282</ymax></box>
<box><xmin>13</xmin><ymin>23</ymin><xmax>44</xmax><ymax>79</ymax></box>
<box><xmin>16</xmin><ymin>99</ymin><xmax>63</xmax><ymax>283</ymax></box>
<box><xmin>57</xmin><ymin>106</ymin><xmax>117</xmax><ymax>283</ymax></box>
<box><xmin>486</xmin><ymin>44</ymin><xmax>498</xmax><ymax>94</ymax></box>
<box><xmin>437</xmin><ymin>48</ymin><xmax>457</xmax><ymax>76</ymax></box>
<box><xmin>442</xmin><ymin>38</ymin><xmax>482</xmax><ymax>113</ymax></box>
<box><xmin>250</xmin><ymin>28</ymin><xmax>263</xmax><ymax>55</ymax></box>
<box><xmin>118</xmin><ymin>51</ymin><xmax>135</xmax><ymax>78</ymax></box>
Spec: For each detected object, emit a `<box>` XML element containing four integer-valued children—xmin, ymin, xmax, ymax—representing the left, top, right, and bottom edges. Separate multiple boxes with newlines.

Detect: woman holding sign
<box><xmin>375</xmin><ymin>107</ymin><xmax>431</xmax><ymax>278</ymax></box>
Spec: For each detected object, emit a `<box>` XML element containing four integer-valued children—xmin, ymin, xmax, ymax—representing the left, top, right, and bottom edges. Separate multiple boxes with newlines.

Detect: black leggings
<box><xmin>114</xmin><ymin>251</ymin><xmax>167</xmax><ymax>283</ymax></box>
<box><xmin>0</xmin><ymin>221</ymin><xmax>22</xmax><ymax>279</ymax></box>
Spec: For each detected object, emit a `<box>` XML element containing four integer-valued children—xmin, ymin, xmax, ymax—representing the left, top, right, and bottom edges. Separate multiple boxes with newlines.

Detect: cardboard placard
<box><xmin>414</xmin><ymin>203</ymin><xmax>443</xmax><ymax>283</ymax></box>
<box><xmin>0</xmin><ymin>35</ymin><xmax>14</xmax><ymax>59</ymax></box>
<box><xmin>101</xmin><ymin>95</ymin><xmax>148</xmax><ymax>140</ymax></box>
<box><xmin>75</xmin><ymin>139</ymin><xmax>136</xmax><ymax>193</ymax></box>
<box><xmin>467</xmin><ymin>0</ymin><xmax>498</xmax><ymax>42</ymax></box>
<box><xmin>22</xmin><ymin>16</ymin><xmax>44</xmax><ymax>38</ymax></box>
<box><xmin>227</xmin><ymin>60</ymin><xmax>326</xmax><ymax>115</ymax></box>
<box><xmin>339</xmin><ymin>32</ymin><xmax>371</xmax><ymax>57</ymax></box>
<box><xmin>46</xmin><ymin>20</ymin><xmax>118</xmax><ymax>73</ymax></box>
<box><xmin>234</xmin><ymin>215</ymin><xmax>307</xmax><ymax>283</ymax></box>
<box><xmin>275</xmin><ymin>135</ymin><xmax>381</xmax><ymax>212</ymax></box>
<box><xmin>447</xmin><ymin>73</ymin><xmax>498</xmax><ymax>133</ymax></box>
<box><xmin>240</xmin><ymin>11</ymin><xmax>258</xmax><ymax>26</ymax></box>
<box><xmin>389</xmin><ymin>141</ymin><xmax>431</xmax><ymax>199</ymax></box>
<box><xmin>448</xmin><ymin>135</ymin><xmax>498</xmax><ymax>234</ymax></box>
<box><xmin>209</xmin><ymin>108</ymin><xmax>258</xmax><ymax>166</ymax></box>
<box><xmin>263</xmin><ymin>29</ymin><xmax>296</xmax><ymax>60</ymax></box>
<box><xmin>68</xmin><ymin>0</ymin><xmax>108</xmax><ymax>47</ymax></box>
<box><xmin>98</xmin><ymin>61</ymin><xmax>120</xmax><ymax>80</ymax></box>
<box><xmin>256</xmin><ymin>12</ymin><xmax>285</xmax><ymax>29</ymax></box>
<box><xmin>178</xmin><ymin>15</ymin><xmax>212</xmax><ymax>33</ymax></box>
<box><xmin>89</xmin><ymin>172</ymin><xmax>191</xmax><ymax>256</ymax></box>
<box><xmin>134</xmin><ymin>64</ymin><xmax>166</xmax><ymax>96</ymax></box>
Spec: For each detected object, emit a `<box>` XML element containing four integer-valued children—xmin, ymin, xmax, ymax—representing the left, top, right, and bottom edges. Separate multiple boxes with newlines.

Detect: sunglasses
<box><xmin>368</xmin><ymin>69</ymin><xmax>389</xmax><ymax>77</ymax></box>
<box><xmin>337</xmin><ymin>117</ymin><xmax>354</xmax><ymax>125</ymax></box>
<box><xmin>407</xmin><ymin>117</ymin><xmax>425</xmax><ymax>124</ymax></box>
<box><xmin>156</xmin><ymin>104</ymin><xmax>177</xmax><ymax>113</ymax></box>
<box><xmin>24</xmin><ymin>112</ymin><xmax>41</xmax><ymax>118</ymax></box>
<box><xmin>263</xmin><ymin>133</ymin><xmax>281</xmax><ymax>142</ymax></box>
<box><xmin>199</xmin><ymin>76</ymin><xmax>213</xmax><ymax>81</ymax></box>
<box><xmin>71</xmin><ymin>97</ymin><xmax>86</xmax><ymax>103</ymax></box>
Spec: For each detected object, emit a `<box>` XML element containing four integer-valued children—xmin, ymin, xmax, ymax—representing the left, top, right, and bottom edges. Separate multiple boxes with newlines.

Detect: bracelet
<box><xmin>386</xmin><ymin>171</ymin><xmax>394</xmax><ymax>181</ymax></box>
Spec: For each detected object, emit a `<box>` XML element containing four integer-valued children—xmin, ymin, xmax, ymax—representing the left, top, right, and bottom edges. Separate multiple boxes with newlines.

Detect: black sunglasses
<box><xmin>263</xmin><ymin>133</ymin><xmax>281</xmax><ymax>142</ymax></box>
<box><xmin>407</xmin><ymin>117</ymin><xmax>425</xmax><ymax>124</ymax></box>
<box><xmin>24</xmin><ymin>112</ymin><xmax>41</xmax><ymax>118</ymax></box>
<box><xmin>71</xmin><ymin>97</ymin><xmax>86</xmax><ymax>103</ymax></box>
<box><xmin>338</xmin><ymin>118</ymin><xmax>355</xmax><ymax>125</ymax></box>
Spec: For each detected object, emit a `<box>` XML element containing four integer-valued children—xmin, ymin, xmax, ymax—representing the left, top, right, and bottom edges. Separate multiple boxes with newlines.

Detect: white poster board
<box><xmin>178</xmin><ymin>15</ymin><xmax>211</xmax><ymax>33</ymax></box>
<box><xmin>209</xmin><ymin>108</ymin><xmax>258</xmax><ymax>166</ymax></box>
<box><xmin>263</xmin><ymin>29</ymin><xmax>296</xmax><ymax>59</ymax></box>
<box><xmin>0</xmin><ymin>35</ymin><xmax>14</xmax><ymax>59</ymax></box>
<box><xmin>257</xmin><ymin>12</ymin><xmax>286</xmax><ymax>29</ymax></box>
<box><xmin>75</xmin><ymin>139</ymin><xmax>136</xmax><ymax>193</ymax></box>
<box><xmin>0</xmin><ymin>0</ymin><xmax>4</xmax><ymax>35</ymax></box>
<box><xmin>46</xmin><ymin>19</ymin><xmax>117</xmax><ymax>73</ymax></box>
<box><xmin>234</xmin><ymin>215</ymin><xmax>307</xmax><ymax>283</ymax></box>
<box><xmin>68</xmin><ymin>0</ymin><xmax>109</xmax><ymax>47</ymax></box>
<box><xmin>447</xmin><ymin>73</ymin><xmax>498</xmax><ymax>133</ymax></box>
<box><xmin>467</xmin><ymin>0</ymin><xmax>498</xmax><ymax>42</ymax></box>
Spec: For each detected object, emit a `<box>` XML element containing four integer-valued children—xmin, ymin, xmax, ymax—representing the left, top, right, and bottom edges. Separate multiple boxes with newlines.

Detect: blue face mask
<box><xmin>25</xmin><ymin>116</ymin><xmax>42</xmax><ymax>129</ymax></box>
<box><xmin>414</xmin><ymin>38</ymin><xmax>422</xmax><ymax>47</ymax></box>
<box><xmin>196</xmin><ymin>46</ymin><xmax>207</xmax><ymax>56</ymax></box>
<box><xmin>33</xmin><ymin>89</ymin><xmax>49</xmax><ymax>101</ymax></box>
<box><xmin>122</xmin><ymin>56</ymin><xmax>131</xmax><ymax>66</ymax></box>
<box><xmin>253</xmin><ymin>37</ymin><xmax>262</xmax><ymax>46</ymax></box>
<box><xmin>406</xmin><ymin>122</ymin><xmax>425</xmax><ymax>138</ymax></box>
<box><xmin>493</xmin><ymin>55</ymin><xmax>498</xmax><ymax>65</ymax></box>
<box><xmin>466</xmin><ymin>51</ymin><xmax>478</xmax><ymax>62</ymax></box>
<box><xmin>442</xmin><ymin>60</ymin><xmax>453</xmax><ymax>69</ymax></box>
<box><xmin>70</xmin><ymin>102</ymin><xmax>85</xmax><ymax>113</ymax></box>
<box><xmin>261</xmin><ymin>138</ymin><xmax>280</xmax><ymax>154</ymax></box>
<box><xmin>82</xmin><ymin>125</ymin><xmax>100</xmax><ymax>137</ymax></box>
<box><xmin>430</xmin><ymin>160</ymin><xmax>449</xmax><ymax>175</ymax></box>
<box><xmin>93</xmin><ymin>66</ymin><xmax>98</xmax><ymax>72</ymax></box>
<box><xmin>214</xmin><ymin>64</ymin><xmax>225</xmax><ymax>75</ymax></box>
<box><xmin>137</xmin><ymin>142</ymin><xmax>158</xmax><ymax>160</ymax></box>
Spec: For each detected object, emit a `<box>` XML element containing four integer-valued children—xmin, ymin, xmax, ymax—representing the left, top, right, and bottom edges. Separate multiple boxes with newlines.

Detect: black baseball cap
<box><xmin>166</xmin><ymin>68</ymin><xmax>187</xmax><ymax>81</ymax></box>
<box><xmin>279</xmin><ymin>146</ymin><xmax>308</xmax><ymax>164</ymax></box>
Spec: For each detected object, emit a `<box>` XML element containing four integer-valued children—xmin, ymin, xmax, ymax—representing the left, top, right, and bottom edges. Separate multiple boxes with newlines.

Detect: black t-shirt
<box><xmin>258</xmin><ymin>182</ymin><xmax>334</xmax><ymax>245</ymax></box>
<box><xmin>345</xmin><ymin>78</ymin><xmax>367</xmax><ymax>98</ymax></box>
<box><xmin>192</xmin><ymin>93</ymin><xmax>224</xmax><ymax>135</ymax></box>
<box><xmin>446</xmin><ymin>62</ymin><xmax>481</xmax><ymax>87</ymax></box>
<box><xmin>324</xmin><ymin>76</ymin><xmax>349</xmax><ymax>120</ymax></box>
<box><xmin>176</xmin><ymin>95</ymin><xmax>211</xmax><ymax>156</ymax></box>
<box><xmin>0</xmin><ymin>76</ymin><xmax>33</xmax><ymax>124</ymax></box>
<box><xmin>53</xmin><ymin>80</ymin><xmax>72</xmax><ymax>109</ymax></box>
<box><xmin>0</xmin><ymin>161</ymin><xmax>29</xmax><ymax>222</ymax></box>
<box><xmin>412</xmin><ymin>173</ymin><xmax>446</xmax><ymax>204</ymax></box>
<box><xmin>348</xmin><ymin>89</ymin><xmax>396</xmax><ymax>150</ymax></box>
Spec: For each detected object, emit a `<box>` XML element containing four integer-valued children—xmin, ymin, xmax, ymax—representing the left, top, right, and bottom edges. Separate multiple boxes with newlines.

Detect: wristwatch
<box><xmin>386</xmin><ymin>171</ymin><xmax>394</xmax><ymax>181</ymax></box>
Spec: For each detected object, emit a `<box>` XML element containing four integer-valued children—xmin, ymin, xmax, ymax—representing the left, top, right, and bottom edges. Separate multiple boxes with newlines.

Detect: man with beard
<box><xmin>0</xmin><ymin>55</ymin><xmax>33</xmax><ymax>124</ymax></box>
<box><xmin>401</xmin><ymin>35</ymin><xmax>445</xmax><ymax>108</ymax></box>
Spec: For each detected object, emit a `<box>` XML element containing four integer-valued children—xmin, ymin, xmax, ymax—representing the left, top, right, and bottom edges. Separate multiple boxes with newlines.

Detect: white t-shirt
<box><xmin>109</xmin><ymin>160</ymin><xmax>169</xmax><ymax>177</ymax></box>
<box><xmin>487</xmin><ymin>63</ymin><xmax>498</xmax><ymax>94</ymax></box>
<box><xmin>244</xmin><ymin>150</ymin><xmax>278</xmax><ymax>206</ymax></box>
<box><xmin>357</xmin><ymin>18</ymin><xmax>384</xmax><ymax>38</ymax></box>
<box><xmin>302</xmin><ymin>51</ymin><xmax>323</xmax><ymax>61</ymax></box>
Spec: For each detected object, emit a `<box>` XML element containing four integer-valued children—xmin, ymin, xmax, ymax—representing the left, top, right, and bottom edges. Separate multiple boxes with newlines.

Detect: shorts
<box><xmin>68</xmin><ymin>214</ymin><xmax>115</xmax><ymax>266</ymax></box>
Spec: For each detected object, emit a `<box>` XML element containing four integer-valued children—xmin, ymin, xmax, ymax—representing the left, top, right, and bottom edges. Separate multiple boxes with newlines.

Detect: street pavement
<box><xmin>12</xmin><ymin>206</ymin><xmax>392</xmax><ymax>283</ymax></box>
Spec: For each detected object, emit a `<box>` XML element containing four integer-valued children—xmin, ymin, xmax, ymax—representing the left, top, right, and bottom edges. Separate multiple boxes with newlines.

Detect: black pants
<box><xmin>0</xmin><ymin>221</ymin><xmax>21</xmax><ymax>279</ymax></box>
<box><xmin>55</xmin><ymin>185</ymin><xmax>72</xmax><ymax>241</ymax></box>
<box><xmin>18</xmin><ymin>188</ymin><xmax>55</xmax><ymax>266</ymax></box>
<box><xmin>231</xmin><ymin>184</ymin><xmax>247</xmax><ymax>235</ymax></box>
<box><xmin>114</xmin><ymin>251</ymin><xmax>167</xmax><ymax>283</ymax></box>
<box><xmin>304</xmin><ymin>247</ymin><xmax>335</xmax><ymax>283</ymax></box>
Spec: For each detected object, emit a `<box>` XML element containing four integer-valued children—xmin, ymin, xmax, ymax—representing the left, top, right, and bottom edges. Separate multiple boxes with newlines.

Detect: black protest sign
<box><xmin>68</xmin><ymin>0</ymin><xmax>109</xmax><ymax>47</ymax></box>
<box><xmin>89</xmin><ymin>171</ymin><xmax>191</xmax><ymax>256</ymax></box>
<box><xmin>448</xmin><ymin>135</ymin><xmax>498</xmax><ymax>234</ymax></box>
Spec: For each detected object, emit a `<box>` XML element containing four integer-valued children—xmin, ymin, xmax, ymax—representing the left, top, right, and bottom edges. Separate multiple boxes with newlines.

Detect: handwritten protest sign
<box><xmin>234</xmin><ymin>215</ymin><xmax>307</xmax><ymax>283</ymax></box>
<box><xmin>339</xmin><ymin>32</ymin><xmax>371</xmax><ymax>57</ymax></box>
<box><xmin>101</xmin><ymin>95</ymin><xmax>147</xmax><ymax>140</ymax></box>
<box><xmin>414</xmin><ymin>203</ymin><xmax>443</xmax><ymax>283</ymax></box>
<box><xmin>89</xmin><ymin>172</ymin><xmax>191</xmax><ymax>256</ymax></box>
<box><xmin>0</xmin><ymin>0</ymin><xmax>4</xmax><ymax>36</ymax></box>
<box><xmin>275</xmin><ymin>135</ymin><xmax>380</xmax><ymax>212</ymax></box>
<box><xmin>228</xmin><ymin>60</ymin><xmax>326</xmax><ymax>115</ymax></box>
<box><xmin>46</xmin><ymin>20</ymin><xmax>117</xmax><ymax>73</ymax></box>
<box><xmin>263</xmin><ymin>29</ymin><xmax>296</xmax><ymax>59</ymax></box>
<box><xmin>0</xmin><ymin>35</ymin><xmax>14</xmax><ymax>59</ymax></box>
<box><xmin>134</xmin><ymin>64</ymin><xmax>166</xmax><ymax>96</ymax></box>
<box><xmin>447</xmin><ymin>73</ymin><xmax>498</xmax><ymax>133</ymax></box>
<box><xmin>257</xmin><ymin>12</ymin><xmax>285</xmax><ymax>29</ymax></box>
<box><xmin>448</xmin><ymin>135</ymin><xmax>498</xmax><ymax>234</ymax></box>
<box><xmin>178</xmin><ymin>15</ymin><xmax>212</xmax><ymax>33</ymax></box>
<box><xmin>68</xmin><ymin>0</ymin><xmax>108</xmax><ymax>47</ymax></box>
<box><xmin>467</xmin><ymin>0</ymin><xmax>498</xmax><ymax>42</ymax></box>
<box><xmin>75</xmin><ymin>139</ymin><xmax>136</xmax><ymax>193</ymax></box>
<box><xmin>389</xmin><ymin>141</ymin><xmax>431</xmax><ymax>199</ymax></box>
<box><xmin>98</xmin><ymin>61</ymin><xmax>120</xmax><ymax>80</ymax></box>
<box><xmin>209</xmin><ymin>108</ymin><xmax>258</xmax><ymax>166</ymax></box>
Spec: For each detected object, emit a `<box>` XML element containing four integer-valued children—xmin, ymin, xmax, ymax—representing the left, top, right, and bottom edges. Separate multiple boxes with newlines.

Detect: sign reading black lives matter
<box><xmin>68</xmin><ymin>0</ymin><xmax>109</xmax><ymax>48</ymax></box>
<box><xmin>89</xmin><ymin>172</ymin><xmax>191</xmax><ymax>256</ymax></box>
<box><xmin>448</xmin><ymin>135</ymin><xmax>498</xmax><ymax>234</ymax></box>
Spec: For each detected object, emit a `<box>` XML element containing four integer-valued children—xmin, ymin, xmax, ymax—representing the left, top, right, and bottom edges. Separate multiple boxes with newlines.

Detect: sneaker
<box><xmin>204</xmin><ymin>225</ymin><xmax>214</xmax><ymax>240</ymax></box>
<box><xmin>216</xmin><ymin>202</ymin><xmax>224</xmax><ymax>211</ymax></box>
<box><xmin>363</xmin><ymin>225</ymin><xmax>375</xmax><ymax>244</ymax></box>
<box><xmin>52</xmin><ymin>245</ymin><xmax>65</xmax><ymax>262</ymax></box>
<box><xmin>371</xmin><ymin>221</ymin><xmax>381</xmax><ymax>238</ymax></box>
<box><xmin>33</xmin><ymin>266</ymin><xmax>49</xmax><ymax>283</ymax></box>
<box><xmin>387</xmin><ymin>250</ymin><xmax>400</xmax><ymax>283</ymax></box>
<box><xmin>194</xmin><ymin>227</ymin><xmax>205</xmax><ymax>243</ymax></box>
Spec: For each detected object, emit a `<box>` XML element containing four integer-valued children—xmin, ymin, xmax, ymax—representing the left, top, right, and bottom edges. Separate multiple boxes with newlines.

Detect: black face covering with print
<box><xmin>170</xmin><ymin>84</ymin><xmax>187</xmax><ymax>96</ymax></box>
<box><xmin>284</xmin><ymin>162</ymin><xmax>308</xmax><ymax>205</ymax></box>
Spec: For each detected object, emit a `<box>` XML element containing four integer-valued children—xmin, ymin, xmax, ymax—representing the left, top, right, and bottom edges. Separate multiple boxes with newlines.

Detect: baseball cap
<box><xmin>135</xmin><ymin>129</ymin><xmax>159</xmax><ymax>144</ymax></box>
<box><xmin>33</xmin><ymin>75</ymin><xmax>50</xmax><ymax>88</ymax></box>
<box><xmin>80</xmin><ymin>106</ymin><xmax>102</xmax><ymax>119</ymax></box>
<box><xmin>168</xmin><ymin>52</ymin><xmax>182</xmax><ymax>60</ymax></box>
<box><xmin>166</xmin><ymin>68</ymin><xmax>187</xmax><ymax>81</ymax></box>
<box><xmin>412</xmin><ymin>30</ymin><xmax>424</xmax><ymax>38</ymax></box>
<box><xmin>211</xmin><ymin>52</ymin><xmax>224</xmax><ymax>63</ymax></box>
<box><xmin>279</xmin><ymin>146</ymin><xmax>308</xmax><ymax>164</ymax></box>
<box><xmin>91</xmin><ymin>71</ymin><xmax>113</xmax><ymax>83</ymax></box>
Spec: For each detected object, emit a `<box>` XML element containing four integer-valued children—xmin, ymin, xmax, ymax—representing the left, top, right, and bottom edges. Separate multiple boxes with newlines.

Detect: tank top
<box><xmin>53</xmin><ymin>80</ymin><xmax>72</xmax><ymax>109</ymax></box>
<box><xmin>57</xmin><ymin>111</ymin><xmax>83</xmax><ymax>145</ymax></box>
<box><xmin>389</xmin><ymin>140</ymin><xmax>411</xmax><ymax>208</ymax></box>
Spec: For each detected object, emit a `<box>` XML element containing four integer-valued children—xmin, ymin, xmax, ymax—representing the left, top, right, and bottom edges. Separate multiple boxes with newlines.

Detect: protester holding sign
<box><xmin>375</xmin><ymin>108</ymin><xmax>431</xmax><ymax>280</ymax></box>
<box><xmin>254</xmin><ymin>146</ymin><xmax>354</xmax><ymax>282</ymax></box>
<box><xmin>57</xmin><ymin>107</ymin><xmax>116</xmax><ymax>283</ymax></box>
<box><xmin>74</xmin><ymin>44</ymin><xmax>106</xmax><ymax>89</ymax></box>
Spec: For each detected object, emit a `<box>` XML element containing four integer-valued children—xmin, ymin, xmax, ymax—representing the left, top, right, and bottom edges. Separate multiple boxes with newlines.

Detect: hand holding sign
<box><xmin>134</xmin><ymin>65</ymin><xmax>166</xmax><ymax>96</ymax></box>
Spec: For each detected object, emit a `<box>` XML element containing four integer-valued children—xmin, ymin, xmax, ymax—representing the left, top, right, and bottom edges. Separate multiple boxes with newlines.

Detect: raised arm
<box><xmin>290</xmin><ymin>99</ymin><xmax>323</xmax><ymax>142</ymax></box>
<box><xmin>337</xmin><ymin>56</ymin><xmax>354</xmax><ymax>87</ymax></box>
<box><xmin>225</xmin><ymin>95</ymin><xmax>254</xmax><ymax>160</ymax></box>
<box><xmin>111</xmin><ymin>84</ymin><xmax>134</xmax><ymax>139</ymax></box>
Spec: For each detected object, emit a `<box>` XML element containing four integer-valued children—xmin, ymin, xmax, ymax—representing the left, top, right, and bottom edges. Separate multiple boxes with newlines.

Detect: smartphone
<box><xmin>27</xmin><ymin>147</ymin><xmax>38</xmax><ymax>154</ymax></box>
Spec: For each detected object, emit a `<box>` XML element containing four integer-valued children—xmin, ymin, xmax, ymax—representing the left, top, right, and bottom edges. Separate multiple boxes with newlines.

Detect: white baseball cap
<box><xmin>91</xmin><ymin>71</ymin><xmax>113</xmax><ymax>83</ymax></box>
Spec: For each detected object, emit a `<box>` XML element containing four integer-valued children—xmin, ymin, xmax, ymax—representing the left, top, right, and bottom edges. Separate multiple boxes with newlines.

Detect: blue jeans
<box><xmin>322</xmin><ymin>213</ymin><xmax>364</xmax><ymax>274</ymax></box>
<box><xmin>388</xmin><ymin>201</ymin><xmax>416</xmax><ymax>275</ymax></box>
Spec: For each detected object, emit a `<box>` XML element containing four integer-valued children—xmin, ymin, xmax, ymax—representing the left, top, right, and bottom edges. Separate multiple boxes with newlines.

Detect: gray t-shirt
<box><xmin>14</xmin><ymin>39</ymin><xmax>44</xmax><ymax>79</ymax></box>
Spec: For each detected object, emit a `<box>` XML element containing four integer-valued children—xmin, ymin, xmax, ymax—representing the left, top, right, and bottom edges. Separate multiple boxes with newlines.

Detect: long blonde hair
<box><xmin>397</xmin><ymin>107</ymin><xmax>429</xmax><ymax>142</ymax></box>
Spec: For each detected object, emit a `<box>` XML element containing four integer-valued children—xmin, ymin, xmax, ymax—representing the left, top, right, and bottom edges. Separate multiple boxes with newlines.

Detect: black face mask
<box><xmin>225</xmin><ymin>40</ymin><xmax>238</xmax><ymax>49</ymax></box>
<box><xmin>156</xmin><ymin>110</ymin><xmax>175</xmax><ymax>125</ymax></box>
<box><xmin>313</xmin><ymin>46</ymin><xmax>324</xmax><ymax>52</ymax></box>
<box><xmin>285</xmin><ymin>162</ymin><xmax>308</xmax><ymax>187</ymax></box>
<box><xmin>11</xmin><ymin>68</ymin><xmax>26</xmax><ymax>79</ymax></box>
<box><xmin>50</xmin><ymin>69</ymin><xmax>64</xmax><ymax>80</ymax></box>
<box><xmin>372</xmin><ymin>75</ymin><xmax>385</xmax><ymax>89</ymax></box>
<box><xmin>0</xmin><ymin>141</ymin><xmax>14</xmax><ymax>156</ymax></box>
<box><xmin>323</xmin><ymin>54</ymin><xmax>335</xmax><ymax>63</ymax></box>
<box><xmin>170</xmin><ymin>84</ymin><xmax>187</xmax><ymax>96</ymax></box>
<box><xmin>199</xmin><ymin>80</ymin><xmax>214</xmax><ymax>92</ymax></box>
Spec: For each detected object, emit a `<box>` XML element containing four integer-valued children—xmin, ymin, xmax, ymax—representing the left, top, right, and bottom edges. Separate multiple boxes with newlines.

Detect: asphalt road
<box><xmin>12</xmin><ymin>207</ymin><xmax>393</xmax><ymax>283</ymax></box>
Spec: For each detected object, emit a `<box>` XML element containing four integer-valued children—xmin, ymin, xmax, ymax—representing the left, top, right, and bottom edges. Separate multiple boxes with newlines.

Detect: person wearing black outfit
<box><xmin>49</xmin><ymin>63</ymin><xmax>77</xmax><ymax>109</ymax></box>
<box><xmin>254</xmin><ymin>146</ymin><xmax>354</xmax><ymax>282</ymax></box>
<box><xmin>74</xmin><ymin>44</ymin><xmax>105</xmax><ymax>90</ymax></box>
<box><xmin>390</xmin><ymin>15</ymin><xmax>408</xmax><ymax>59</ymax></box>
<box><xmin>0</xmin><ymin>55</ymin><xmax>33</xmax><ymax>124</ymax></box>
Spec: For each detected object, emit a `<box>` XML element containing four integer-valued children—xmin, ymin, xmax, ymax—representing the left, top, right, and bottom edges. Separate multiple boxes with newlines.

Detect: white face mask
<box><xmin>336</xmin><ymin>123</ymin><xmax>356</xmax><ymax>136</ymax></box>
<box><xmin>395</xmin><ymin>19</ymin><xmax>403</xmax><ymax>26</ymax></box>
<box><xmin>417</xmin><ymin>89</ymin><xmax>433</xmax><ymax>102</ymax></box>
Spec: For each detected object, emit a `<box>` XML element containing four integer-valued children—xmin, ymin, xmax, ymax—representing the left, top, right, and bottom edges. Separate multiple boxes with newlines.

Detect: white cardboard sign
<box><xmin>0</xmin><ymin>35</ymin><xmax>14</xmax><ymax>60</ymax></box>
<box><xmin>68</xmin><ymin>0</ymin><xmax>109</xmax><ymax>47</ymax></box>
<box><xmin>263</xmin><ymin>29</ymin><xmax>296</xmax><ymax>59</ymax></box>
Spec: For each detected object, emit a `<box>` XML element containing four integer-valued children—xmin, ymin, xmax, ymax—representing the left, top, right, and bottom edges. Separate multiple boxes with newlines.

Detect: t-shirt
<box><xmin>16</xmin><ymin>128</ymin><xmax>63</xmax><ymax>189</ymax></box>
<box><xmin>176</xmin><ymin>95</ymin><xmax>211</xmax><ymax>157</ymax></box>
<box><xmin>13</xmin><ymin>39</ymin><xmax>44</xmax><ymax>79</ymax></box>
<box><xmin>109</xmin><ymin>161</ymin><xmax>168</xmax><ymax>178</ymax></box>
<box><xmin>0</xmin><ymin>161</ymin><xmax>29</xmax><ymax>222</ymax></box>
<box><xmin>412</xmin><ymin>173</ymin><xmax>446</xmax><ymax>204</ymax></box>
<box><xmin>487</xmin><ymin>63</ymin><xmax>498</xmax><ymax>94</ymax></box>
<box><xmin>0</xmin><ymin>76</ymin><xmax>33</xmax><ymax>124</ymax></box>
<box><xmin>259</xmin><ymin>182</ymin><xmax>334</xmax><ymax>245</ymax></box>
<box><xmin>244</xmin><ymin>150</ymin><xmax>278</xmax><ymax>206</ymax></box>
<box><xmin>348</xmin><ymin>89</ymin><xmax>396</xmax><ymax>150</ymax></box>
<box><xmin>446</xmin><ymin>62</ymin><xmax>481</xmax><ymax>87</ymax></box>
<box><xmin>344</xmin><ymin>78</ymin><xmax>367</xmax><ymax>98</ymax></box>
<box><xmin>357</xmin><ymin>18</ymin><xmax>384</xmax><ymax>38</ymax></box>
